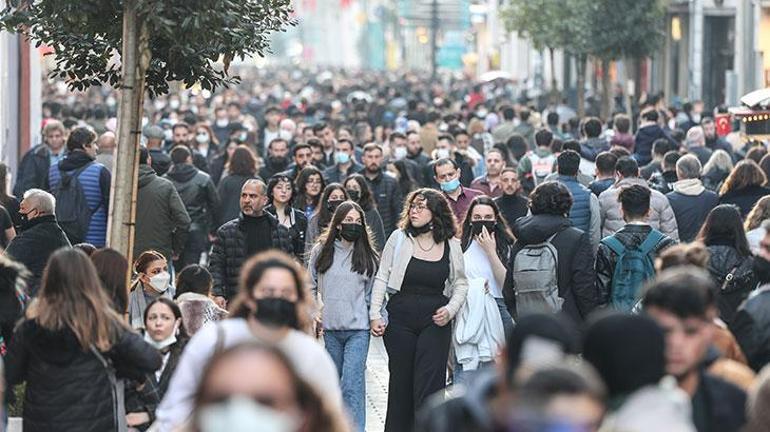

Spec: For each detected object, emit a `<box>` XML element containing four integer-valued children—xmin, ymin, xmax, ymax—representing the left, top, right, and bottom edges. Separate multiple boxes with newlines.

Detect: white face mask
<box><xmin>197</xmin><ymin>396</ymin><xmax>297</xmax><ymax>432</ymax></box>
<box><xmin>196</xmin><ymin>132</ymin><xmax>210</xmax><ymax>144</ymax></box>
<box><xmin>144</xmin><ymin>326</ymin><xmax>177</xmax><ymax>350</ymax></box>
<box><xmin>393</xmin><ymin>146</ymin><xmax>408</xmax><ymax>160</ymax></box>
<box><xmin>436</xmin><ymin>148</ymin><xmax>450</xmax><ymax>159</ymax></box>
<box><xmin>149</xmin><ymin>271</ymin><xmax>171</xmax><ymax>293</ymax></box>
<box><xmin>216</xmin><ymin>118</ymin><xmax>229</xmax><ymax>128</ymax></box>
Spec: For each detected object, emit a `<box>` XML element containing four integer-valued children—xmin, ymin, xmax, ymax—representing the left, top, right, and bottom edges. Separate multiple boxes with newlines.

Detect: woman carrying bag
<box><xmin>308</xmin><ymin>200</ymin><xmax>379</xmax><ymax>432</ymax></box>
<box><xmin>369</xmin><ymin>188</ymin><xmax>468</xmax><ymax>431</ymax></box>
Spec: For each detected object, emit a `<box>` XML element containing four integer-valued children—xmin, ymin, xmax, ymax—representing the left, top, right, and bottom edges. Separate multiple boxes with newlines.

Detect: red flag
<box><xmin>715</xmin><ymin>114</ymin><xmax>731</xmax><ymax>137</ymax></box>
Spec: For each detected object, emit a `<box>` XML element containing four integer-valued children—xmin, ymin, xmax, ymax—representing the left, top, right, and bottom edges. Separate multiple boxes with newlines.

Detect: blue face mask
<box><xmin>335</xmin><ymin>152</ymin><xmax>350</xmax><ymax>165</ymax></box>
<box><xmin>440</xmin><ymin>178</ymin><xmax>461</xmax><ymax>193</ymax></box>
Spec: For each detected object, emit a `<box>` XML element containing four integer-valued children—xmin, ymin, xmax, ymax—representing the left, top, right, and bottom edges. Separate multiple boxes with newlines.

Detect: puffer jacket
<box><xmin>503</xmin><ymin>214</ymin><xmax>599</xmax><ymax>323</ymax></box>
<box><xmin>595</xmin><ymin>224</ymin><xmax>676</xmax><ymax>305</ymax></box>
<box><xmin>13</xmin><ymin>144</ymin><xmax>52</xmax><ymax>197</ymax></box>
<box><xmin>579</xmin><ymin>137</ymin><xmax>609</xmax><ymax>162</ymax></box>
<box><xmin>634</xmin><ymin>125</ymin><xmax>676</xmax><ymax>166</ymax></box>
<box><xmin>4</xmin><ymin>320</ymin><xmax>161</xmax><ymax>432</ymax></box>
<box><xmin>556</xmin><ymin>175</ymin><xmax>591</xmax><ymax>233</ymax></box>
<box><xmin>648</xmin><ymin>170</ymin><xmax>678</xmax><ymax>195</ymax></box>
<box><xmin>599</xmin><ymin>177</ymin><xmax>679</xmax><ymax>240</ymax></box>
<box><xmin>133</xmin><ymin>164</ymin><xmax>191</xmax><ymax>262</ymax></box>
<box><xmin>705</xmin><ymin>244</ymin><xmax>756</xmax><ymax>324</ymax></box>
<box><xmin>164</xmin><ymin>163</ymin><xmax>220</xmax><ymax>233</ymax></box>
<box><xmin>209</xmin><ymin>212</ymin><xmax>293</xmax><ymax>300</ymax></box>
<box><xmin>731</xmin><ymin>285</ymin><xmax>770</xmax><ymax>371</ymax></box>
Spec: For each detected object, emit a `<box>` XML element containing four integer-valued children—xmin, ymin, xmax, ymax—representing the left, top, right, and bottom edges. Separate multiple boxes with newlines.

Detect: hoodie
<box><xmin>504</xmin><ymin>214</ymin><xmax>599</xmax><ymax>323</ymax></box>
<box><xmin>634</xmin><ymin>125</ymin><xmax>676</xmax><ymax>166</ymax></box>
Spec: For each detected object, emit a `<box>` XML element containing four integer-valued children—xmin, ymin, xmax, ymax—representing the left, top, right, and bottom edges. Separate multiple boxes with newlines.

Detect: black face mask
<box><xmin>253</xmin><ymin>298</ymin><xmax>299</xmax><ymax>329</ymax></box>
<box><xmin>346</xmin><ymin>189</ymin><xmax>361</xmax><ymax>202</ymax></box>
<box><xmin>408</xmin><ymin>222</ymin><xmax>432</xmax><ymax>236</ymax></box>
<box><xmin>339</xmin><ymin>223</ymin><xmax>364</xmax><ymax>241</ymax></box>
<box><xmin>327</xmin><ymin>200</ymin><xmax>343</xmax><ymax>213</ymax></box>
<box><xmin>269</xmin><ymin>156</ymin><xmax>289</xmax><ymax>169</ymax></box>
<box><xmin>754</xmin><ymin>256</ymin><xmax>770</xmax><ymax>285</ymax></box>
<box><xmin>471</xmin><ymin>220</ymin><xmax>497</xmax><ymax>236</ymax></box>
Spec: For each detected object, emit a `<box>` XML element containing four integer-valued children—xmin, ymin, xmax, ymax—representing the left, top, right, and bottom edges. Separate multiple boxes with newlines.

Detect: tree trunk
<box><xmin>549</xmin><ymin>46</ymin><xmax>558</xmax><ymax>105</ymax></box>
<box><xmin>600</xmin><ymin>57</ymin><xmax>611</xmax><ymax>121</ymax></box>
<box><xmin>108</xmin><ymin>0</ymin><xmax>150</xmax><ymax>290</ymax></box>
<box><xmin>576</xmin><ymin>54</ymin><xmax>587</xmax><ymax>118</ymax></box>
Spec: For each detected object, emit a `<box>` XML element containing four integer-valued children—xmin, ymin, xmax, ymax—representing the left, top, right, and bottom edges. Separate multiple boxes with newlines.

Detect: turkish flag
<box><xmin>715</xmin><ymin>114</ymin><xmax>731</xmax><ymax>137</ymax></box>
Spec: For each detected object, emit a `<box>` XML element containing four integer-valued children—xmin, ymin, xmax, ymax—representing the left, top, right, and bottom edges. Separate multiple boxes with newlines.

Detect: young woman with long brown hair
<box><xmin>4</xmin><ymin>248</ymin><xmax>160</xmax><ymax>432</ymax></box>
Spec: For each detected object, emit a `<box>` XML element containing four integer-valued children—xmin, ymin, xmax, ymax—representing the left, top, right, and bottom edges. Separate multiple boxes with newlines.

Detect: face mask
<box><xmin>253</xmin><ymin>298</ymin><xmax>299</xmax><ymax>329</ymax></box>
<box><xmin>18</xmin><ymin>210</ymin><xmax>33</xmax><ymax>226</ymax></box>
<box><xmin>196</xmin><ymin>133</ymin><xmax>210</xmax><ymax>144</ymax></box>
<box><xmin>335</xmin><ymin>152</ymin><xmax>350</xmax><ymax>165</ymax></box>
<box><xmin>471</xmin><ymin>220</ymin><xmax>497</xmax><ymax>236</ymax></box>
<box><xmin>436</xmin><ymin>148</ymin><xmax>450</xmax><ymax>159</ymax></box>
<box><xmin>216</xmin><ymin>118</ymin><xmax>229</xmax><ymax>128</ymax></box>
<box><xmin>440</xmin><ymin>178</ymin><xmax>461</xmax><ymax>193</ymax></box>
<box><xmin>153</xmin><ymin>100</ymin><xmax>166</xmax><ymax>111</ymax></box>
<box><xmin>143</xmin><ymin>326</ymin><xmax>177</xmax><ymax>350</ymax></box>
<box><xmin>149</xmin><ymin>271</ymin><xmax>171</xmax><ymax>293</ymax></box>
<box><xmin>339</xmin><ymin>223</ymin><xmax>364</xmax><ymax>242</ymax></box>
<box><xmin>346</xmin><ymin>189</ymin><xmax>360</xmax><ymax>202</ymax></box>
<box><xmin>238</xmin><ymin>132</ymin><xmax>248</xmax><ymax>143</ymax></box>
<box><xmin>393</xmin><ymin>146</ymin><xmax>408</xmax><ymax>160</ymax></box>
<box><xmin>408</xmin><ymin>222</ymin><xmax>432</xmax><ymax>236</ymax></box>
<box><xmin>164</xmin><ymin>129</ymin><xmax>173</xmax><ymax>141</ymax></box>
<box><xmin>169</xmin><ymin>99</ymin><xmax>180</xmax><ymax>110</ymax></box>
<box><xmin>197</xmin><ymin>396</ymin><xmax>297</xmax><ymax>432</ymax></box>
<box><xmin>106</xmin><ymin>96</ymin><xmax>116</xmax><ymax>108</ymax></box>
<box><xmin>754</xmin><ymin>256</ymin><xmax>770</xmax><ymax>285</ymax></box>
<box><xmin>327</xmin><ymin>199</ymin><xmax>343</xmax><ymax>213</ymax></box>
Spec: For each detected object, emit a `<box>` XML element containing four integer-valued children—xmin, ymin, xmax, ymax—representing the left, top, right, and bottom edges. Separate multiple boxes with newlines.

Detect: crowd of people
<box><xmin>2</xmin><ymin>68</ymin><xmax>770</xmax><ymax>431</ymax></box>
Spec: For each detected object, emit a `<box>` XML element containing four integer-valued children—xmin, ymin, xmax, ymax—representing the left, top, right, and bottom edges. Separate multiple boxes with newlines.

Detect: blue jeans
<box><xmin>324</xmin><ymin>330</ymin><xmax>370</xmax><ymax>432</ymax></box>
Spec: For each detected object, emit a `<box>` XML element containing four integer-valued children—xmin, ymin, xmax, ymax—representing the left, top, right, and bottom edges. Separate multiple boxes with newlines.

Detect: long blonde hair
<box><xmin>703</xmin><ymin>149</ymin><xmax>734</xmax><ymax>175</ymax></box>
<box><xmin>27</xmin><ymin>248</ymin><xmax>126</xmax><ymax>351</ymax></box>
<box><xmin>745</xmin><ymin>195</ymin><xmax>770</xmax><ymax>232</ymax></box>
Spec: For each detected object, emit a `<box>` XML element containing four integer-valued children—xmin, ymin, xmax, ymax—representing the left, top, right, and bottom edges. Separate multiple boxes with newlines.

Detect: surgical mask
<box><xmin>346</xmin><ymin>189</ymin><xmax>360</xmax><ymax>202</ymax></box>
<box><xmin>153</xmin><ymin>100</ymin><xmax>166</xmax><ymax>111</ymax></box>
<box><xmin>149</xmin><ymin>271</ymin><xmax>171</xmax><ymax>293</ymax></box>
<box><xmin>327</xmin><ymin>199</ymin><xmax>343</xmax><ymax>213</ymax></box>
<box><xmin>164</xmin><ymin>129</ymin><xmax>173</xmax><ymax>141</ymax></box>
<box><xmin>238</xmin><ymin>132</ymin><xmax>248</xmax><ymax>142</ymax></box>
<box><xmin>196</xmin><ymin>132</ymin><xmax>210</xmax><ymax>144</ymax></box>
<box><xmin>471</xmin><ymin>220</ymin><xmax>496</xmax><ymax>236</ymax></box>
<box><xmin>253</xmin><ymin>298</ymin><xmax>298</xmax><ymax>329</ymax></box>
<box><xmin>169</xmin><ymin>99</ymin><xmax>180</xmax><ymax>110</ymax></box>
<box><xmin>436</xmin><ymin>148</ymin><xmax>450</xmax><ymax>159</ymax></box>
<box><xmin>197</xmin><ymin>396</ymin><xmax>297</xmax><ymax>432</ymax></box>
<box><xmin>440</xmin><ymin>178</ymin><xmax>461</xmax><ymax>193</ymax></box>
<box><xmin>339</xmin><ymin>223</ymin><xmax>364</xmax><ymax>242</ymax></box>
<box><xmin>106</xmin><ymin>96</ymin><xmax>116</xmax><ymax>108</ymax></box>
<box><xmin>335</xmin><ymin>152</ymin><xmax>350</xmax><ymax>165</ymax></box>
<box><xmin>216</xmin><ymin>118</ymin><xmax>229</xmax><ymax>128</ymax></box>
<box><xmin>393</xmin><ymin>146</ymin><xmax>408</xmax><ymax>160</ymax></box>
<box><xmin>143</xmin><ymin>326</ymin><xmax>177</xmax><ymax>350</ymax></box>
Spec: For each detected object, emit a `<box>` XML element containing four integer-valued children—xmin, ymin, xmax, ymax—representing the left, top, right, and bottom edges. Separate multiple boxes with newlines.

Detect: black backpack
<box><xmin>52</xmin><ymin>164</ymin><xmax>96</xmax><ymax>244</ymax></box>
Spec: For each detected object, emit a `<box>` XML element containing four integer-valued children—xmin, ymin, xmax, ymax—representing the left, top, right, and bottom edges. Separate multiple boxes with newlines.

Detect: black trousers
<box><xmin>383</xmin><ymin>293</ymin><xmax>450</xmax><ymax>432</ymax></box>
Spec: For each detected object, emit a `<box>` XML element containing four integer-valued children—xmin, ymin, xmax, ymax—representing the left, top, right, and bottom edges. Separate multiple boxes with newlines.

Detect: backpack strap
<box><xmin>601</xmin><ymin>236</ymin><xmax>627</xmax><ymax>257</ymax></box>
<box><xmin>638</xmin><ymin>229</ymin><xmax>665</xmax><ymax>255</ymax></box>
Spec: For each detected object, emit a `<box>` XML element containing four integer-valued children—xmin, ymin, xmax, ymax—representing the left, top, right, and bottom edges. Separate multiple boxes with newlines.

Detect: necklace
<box><xmin>415</xmin><ymin>235</ymin><xmax>434</xmax><ymax>252</ymax></box>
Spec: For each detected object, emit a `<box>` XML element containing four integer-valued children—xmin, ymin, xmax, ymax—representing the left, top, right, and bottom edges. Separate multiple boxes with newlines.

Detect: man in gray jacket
<box><xmin>598</xmin><ymin>157</ymin><xmax>679</xmax><ymax>240</ymax></box>
<box><xmin>133</xmin><ymin>147</ymin><xmax>192</xmax><ymax>264</ymax></box>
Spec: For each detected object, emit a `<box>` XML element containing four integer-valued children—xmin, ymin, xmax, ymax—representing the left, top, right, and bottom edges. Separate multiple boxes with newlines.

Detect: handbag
<box><xmin>91</xmin><ymin>345</ymin><xmax>128</xmax><ymax>432</ymax></box>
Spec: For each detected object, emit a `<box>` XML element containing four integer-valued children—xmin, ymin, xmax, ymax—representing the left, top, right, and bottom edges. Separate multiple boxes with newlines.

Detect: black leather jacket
<box><xmin>706</xmin><ymin>244</ymin><xmax>756</xmax><ymax>324</ymax></box>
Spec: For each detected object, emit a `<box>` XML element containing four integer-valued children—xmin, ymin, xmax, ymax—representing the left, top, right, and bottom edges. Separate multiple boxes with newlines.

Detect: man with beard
<box><xmin>360</xmin><ymin>143</ymin><xmax>403</xmax><ymax>237</ymax></box>
<box><xmin>701</xmin><ymin>117</ymin><xmax>734</xmax><ymax>158</ymax></box>
<box><xmin>731</xmin><ymin>221</ymin><xmax>770</xmax><ymax>372</ymax></box>
<box><xmin>494</xmin><ymin>167</ymin><xmax>528</xmax><ymax>227</ymax></box>
<box><xmin>278</xmin><ymin>142</ymin><xmax>313</xmax><ymax>181</ymax></box>
<box><xmin>643</xmin><ymin>269</ymin><xmax>747</xmax><ymax>432</ymax></box>
<box><xmin>259</xmin><ymin>138</ymin><xmax>292</xmax><ymax>180</ymax></box>
<box><xmin>170</xmin><ymin>122</ymin><xmax>210</xmax><ymax>173</ymax></box>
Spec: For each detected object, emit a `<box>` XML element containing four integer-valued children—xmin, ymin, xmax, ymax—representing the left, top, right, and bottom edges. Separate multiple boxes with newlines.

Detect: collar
<box><xmin>20</xmin><ymin>214</ymin><xmax>57</xmax><ymax>231</ymax></box>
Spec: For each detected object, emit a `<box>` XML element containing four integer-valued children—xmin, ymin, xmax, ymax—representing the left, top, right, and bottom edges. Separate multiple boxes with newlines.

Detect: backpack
<box><xmin>602</xmin><ymin>229</ymin><xmax>664</xmax><ymax>312</ymax></box>
<box><xmin>513</xmin><ymin>234</ymin><xmax>562</xmax><ymax>316</ymax></box>
<box><xmin>52</xmin><ymin>164</ymin><xmax>97</xmax><ymax>244</ymax></box>
<box><xmin>530</xmin><ymin>152</ymin><xmax>556</xmax><ymax>185</ymax></box>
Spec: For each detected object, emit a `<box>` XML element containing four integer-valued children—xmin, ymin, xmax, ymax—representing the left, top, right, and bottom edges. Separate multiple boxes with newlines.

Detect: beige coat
<box><xmin>598</xmin><ymin>177</ymin><xmax>680</xmax><ymax>240</ymax></box>
<box><xmin>369</xmin><ymin>229</ymin><xmax>468</xmax><ymax>321</ymax></box>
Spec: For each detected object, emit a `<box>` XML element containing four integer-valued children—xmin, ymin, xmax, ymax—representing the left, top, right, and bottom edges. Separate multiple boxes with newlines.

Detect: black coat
<box><xmin>648</xmin><ymin>170</ymin><xmax>678</xmax><ymax>195</ymax></box>
<box><xmin>5</xmin><ymin>215</ymin><xmax>71</xmax><ymax>296</ymax></box>
<box><xmin>595</xmin><ymin>224</ymin><xmax>675</xmax><ymax>305</ymax></box>
<box><xmin>634</xmin><ymin>125</ymin><xmax>676</xmax><ymax>166</ymax></box>
<box><xmin>165</xmin><ymin>163</ymin><xmax>220</xmax><ymax>233</ymax></box>
<box><xmin>5</xmin><ymin>320</ymin><xmax>161</xmax><ymax>432</ymax></box>
<box><xmin>503</xmin><ymin>214</ymin><xmax>599</xmax><ymax>323</ymax></box>
<box><xmin>148</xmin><ymin>148</ymin><xmax>172</xmax><ymax>177</ymax></box>
<box><xmin>362</xmin><ymin>169</ymin><xmax>404</xmax><ymax>238</ymax></box>
<box><xmin>720</xmin><ymin>185</ymin><xmax>770</xmax><ymax>218</ymax></box>
<box><xmin>216</xmin><ymin>174</ymin><xmax>253</xmax><ymax>228</ymax></box>
<box><xmin>13</xmin><ymin>145</ymin><xmax>52</xmax><ymax>197</ymax></box>
<box><xmin>666</xmin><ymin>188</ymin><xmax>720</xmax><ymax>242</ymax></box>
<box><xmin>209</xmin><ymin>212</ymin><xmax>293</xmax><ymax>300</ymax></box>
<box><xmin>265</xmin><ymin>205</ymin><xmax>308</xmax><ymax>261</ymax></box>
<box><xmin>705</xmin><ymin>245</ymin><xmax>756</xmax><ymax>324</ymax></box>
<box><xmin>731</xmin><ymin>285</ymin><xmax>770</xmax><ymax>371</ymax></box>
<box><xmin>692</xmin><ymin>371</ymin><xmax>747</xmax><ymax>432</ymax></box>
<box><xmin>494</xmin><ymin>193</ymin><xmax>528</xmax><ymax>228</ymax></box>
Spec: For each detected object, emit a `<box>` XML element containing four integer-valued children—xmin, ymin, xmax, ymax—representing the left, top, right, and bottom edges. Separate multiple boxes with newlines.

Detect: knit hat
<box><xmin>583</xmin><ymin>313</ymin><xmax>665</xmax><ymax>397</ymax></box>
<box><xmin>143</xmin><ymin>125</ymin><xmax>165</xmax><ymax>140</ymax></box>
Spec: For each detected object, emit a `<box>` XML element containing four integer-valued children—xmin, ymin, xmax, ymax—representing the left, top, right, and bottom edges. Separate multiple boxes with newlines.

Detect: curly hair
<box><xmin>529</xmin><ymin>181</ymin><xmax>573</xmax><ymax>216</ymax></box>
<box><xmin>294</xmin><ymin>166</ymin><xmax>325</xmax><ymax>210</ymax></box>
<box><xmin>719</xmin><ymin>160</ymin><xmax>767</xmax><ymax>196</ymax></box>
<box><xmin>397</xmin><ymin>188</ymin><xmax>457</xmax><ymax>243</ymax></box>
<box><xmin>745</xmin><ymin>195</ymin><xmax>770</xmax><ymax>232</ymax></box>
<box><xmin>343</xmin><ymin>174</ymin><xmax>376</xmax><ymax>211</ymax></box>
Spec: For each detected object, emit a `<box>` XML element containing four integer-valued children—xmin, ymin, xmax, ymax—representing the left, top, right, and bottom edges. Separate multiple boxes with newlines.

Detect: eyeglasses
<box><xmin>306</xmin><ymin>179</ymin><xmax>322</xmax><ymax>185</ymax></box>
<box><xmin>409</xmin><ymin>203</ymin><xmax>427</xmax><ymax>213</ymax></box>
